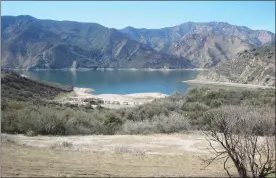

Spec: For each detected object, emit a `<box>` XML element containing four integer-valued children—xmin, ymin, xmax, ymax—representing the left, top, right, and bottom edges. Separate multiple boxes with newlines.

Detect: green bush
<box><xmin>210</xmin><ymin>100</ymin><xmax>222</xmax><ymax>107</ymax></box>
<box><xmin>104</xmin><ymin>113</ymin><xmax>123</xmax><ymax>134</ymax></box>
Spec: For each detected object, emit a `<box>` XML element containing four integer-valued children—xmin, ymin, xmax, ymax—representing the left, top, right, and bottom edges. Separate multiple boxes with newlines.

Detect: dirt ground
<box><xmin>1</xmin><ymin>132</ymin><xmax>236</xmax><ymax>177</ymax></box>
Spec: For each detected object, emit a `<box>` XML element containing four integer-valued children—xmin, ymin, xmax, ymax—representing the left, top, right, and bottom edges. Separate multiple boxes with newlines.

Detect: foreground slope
<box><xmin>196</xmin><ymin>46</ymin><xmax>275</xmax><ymax>86</ymax></box>
<box><xmin>1</xmin><ymin>15</ymin><xmax>192</xmax><ymax>69</ymax></box>
<box><xmin>121</xmin><ymin>22</ymin><xmax>275</xmax><ymax>67</ymax></box>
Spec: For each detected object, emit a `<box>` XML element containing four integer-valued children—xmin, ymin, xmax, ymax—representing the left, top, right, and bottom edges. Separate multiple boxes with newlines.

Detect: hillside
<box><xmin>1</xmin><ymin>70</ymin><xmax>73</xmax><ymax>102</ymax></box>
<box><xmin>121</xmin><ymin>22</ymin><xmax>275</xmax><ymax>67</ymax></box>
<box><xmin>1</xmin><ymin>15</ymin><xmax>192</xmax><ymax>69</ymax></box>
<box><xmin>196</xmin><ymin>46</ymin><xmax>275</xmax><ymax>86</ymax></box>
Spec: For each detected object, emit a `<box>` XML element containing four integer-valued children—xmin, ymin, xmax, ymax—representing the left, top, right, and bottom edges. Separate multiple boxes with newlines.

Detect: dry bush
<box><xmin>122</xmin><ymin>112</ymin><xmax>190</xmax><ymax>134</ymax></box>
<box><xmin>121</xmin><ymin>120</ymin><xmax>158</xmax><ymax>134</ymax></box>
<box><xmin>157</xmin><ymin>112</ymin><xmax>191</xmax><ymax>133</ymax></box>
<box><xmin>202</xmin><ymin>105</ymin><xmax>275</xmax><ymax>178</ymax></box>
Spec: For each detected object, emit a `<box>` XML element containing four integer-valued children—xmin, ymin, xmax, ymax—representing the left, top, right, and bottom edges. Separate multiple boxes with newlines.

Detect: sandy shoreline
<box><xmin>11</xmin><ymin>68</ymin><xmax>208</xmax><ymax>71</ymax></box>
<box><xmin>60</xmin><ymin>87</ymin><xmax>168</xmax><ymax>109</ymax></box>
<box><xmin>183</xmin><ymin>80</ymin><xmax>275</xmax><ymax>89</ymax></box>
<box><xmin>115</xmin><ymin>68</ymin><xmax>208</xmax><ymax>71</ymax></box>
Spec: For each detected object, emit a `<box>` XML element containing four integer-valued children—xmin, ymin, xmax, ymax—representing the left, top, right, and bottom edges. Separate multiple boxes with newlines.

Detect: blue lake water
<box><xmin>17</xmin><ymin>70</ymin><xmax>198</xmax><ymax>95</ymax></box>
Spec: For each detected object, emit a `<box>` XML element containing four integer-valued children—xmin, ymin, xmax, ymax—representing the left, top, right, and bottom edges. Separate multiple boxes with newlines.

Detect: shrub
<box><xmin>210</xmin><ymin>100</ymin><xmax>222</xmax><ymax>107</ymax></box>
<box><xmin>96</xmin><ymin>105</ymin><xmax>104</xmax><ymax>110</ymax></box>
<box><xmin>25</xmin><ymin>130</ymin><xmax>37</xmax><ymax>137</ymax></box>
<box><xmin>202</xmin><ymin>105</ymin><xmax>275</xmax><ymax>135</ymax></box>
<box><xmin>122</xmin><ymin>120</ymin><xmax>158</xmax><ymax>135</ymax></box>
<box><xmin>157</xmin><ymin>112</ymin><xmax>191</xmax><ymax>133</ymax></box>
<box><xmin>121</xmin><ymin>112</ymin><xmax>190</xmax><ymax>134</ymax></box>
<box><xmin>181</xmin><ymin>101</ymin><xmax>210</xmax><ymax>111</ymax></box>
<box><xmin>202</xmin><ymin>105</ymin><xmax>275</xmax><ymax>178</ymax></box>
<box><xmin>104</xmin><ymin>113</ymin><xmax>123</xmax><ymax>134</ymax></box>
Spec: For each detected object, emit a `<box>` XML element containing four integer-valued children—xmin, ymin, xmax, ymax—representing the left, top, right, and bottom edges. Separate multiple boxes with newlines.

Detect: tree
<box><xmin>202</xmin><ymin>106</ymin><xmax>275</xmax><ymax>178</ymax></box>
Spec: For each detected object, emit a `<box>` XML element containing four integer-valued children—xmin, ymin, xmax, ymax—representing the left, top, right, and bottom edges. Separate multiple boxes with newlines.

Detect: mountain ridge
<box><xmin>1</xmin><ymin>15</ymin><xmax>275</xmax><ymax>69</ymax></box>
<box><xmin>1</xmin><ymin>15</ymin><xmax>193</xmax><ymax>69</ymax></box>
<box><xmin>120</xmin><ymin>21</ymin><xmax>275</xmax><ymax>67</ymax></box>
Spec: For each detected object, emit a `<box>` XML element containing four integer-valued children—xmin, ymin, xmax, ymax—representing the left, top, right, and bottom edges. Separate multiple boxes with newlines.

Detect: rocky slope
<box><xmin>1</xmin><ymin>15</ymin><xmax>192</xmax><ymax>69</ymax></box>
<box><xmin>121</xmin><ymin>22</ymin><xmax>275</xmax><ymax>67</ymax></box>
<box><xmin>196</xmin><ymin>46</ymin><xmax>275</xmax><ymax>86</ymax></box>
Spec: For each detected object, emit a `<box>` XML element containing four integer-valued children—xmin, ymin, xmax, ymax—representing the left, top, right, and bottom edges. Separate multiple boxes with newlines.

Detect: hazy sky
<box><xmin>2</xmin><ymin>1</ymin><xmax>275</xmax><ymax>32</ymax></box>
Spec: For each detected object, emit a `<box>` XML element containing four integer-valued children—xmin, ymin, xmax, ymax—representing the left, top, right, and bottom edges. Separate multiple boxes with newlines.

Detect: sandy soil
<box><xmin>183</xmin><ymin>80</ymin><xmax>275</xmax><ymax>89</ymax></box>
<box><xmin>1</xmin><ymin>132</ymin><xmax>235</xmax><ymax>177</ymax></box>
<box><xmin>61</xmin><ymin>87</ymin><xmax>168</xmax><ymax>109</ymax></box>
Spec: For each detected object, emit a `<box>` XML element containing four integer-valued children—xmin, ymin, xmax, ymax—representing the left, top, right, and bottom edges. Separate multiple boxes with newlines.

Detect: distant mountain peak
<box><xmin>15</xmin><ymin>15</ymin><xmax>37</xmax><ymax>21</ymax></box>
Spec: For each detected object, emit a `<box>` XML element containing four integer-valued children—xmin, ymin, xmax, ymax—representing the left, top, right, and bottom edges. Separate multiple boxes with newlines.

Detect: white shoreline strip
<box><xmin>182</xmin><ymin>80</ymin><xmax>275</xmax><ymax>89</ymax></box>
<box><xmin>10</xmin><ymin>68</ymin><xmax>208</xmax><ymax>71</ymax></box>
<box><xmin>70</xmin><ymin>87</ymin><xmax>168</xmax><ymax>109</ymax></box>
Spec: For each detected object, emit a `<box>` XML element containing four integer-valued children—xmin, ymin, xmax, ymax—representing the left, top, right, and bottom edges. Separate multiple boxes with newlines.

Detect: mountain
<box><xmin>1</xmin><ymin>15</ymin><xmax>192</xmax><ymax>69</ymax></box>
<box><xmin>120</xmin><ymin>22</ymin><xmax>275</xmax><ymax>67</ymax></box>
<box><xmin>2</xmin><ymin>16</ymin><xmax>275</xmax><ymax>69</ymax></box>
<box><xmin>196</xmin><ymin>46</ymin><xmax>275</xmax><ymax>86</ymax></box>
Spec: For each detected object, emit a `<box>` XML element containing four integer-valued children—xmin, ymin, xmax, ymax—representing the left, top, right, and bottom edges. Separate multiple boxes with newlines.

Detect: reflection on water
<box><xmin>17</xmin><ymin>70</ymin><xmax>199</xmax><ymax>95</ymax></box>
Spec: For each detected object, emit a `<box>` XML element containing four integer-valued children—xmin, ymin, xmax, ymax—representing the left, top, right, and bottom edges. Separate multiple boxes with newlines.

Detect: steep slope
<box><xmin>1</xmin><ymin>16</ymin><xmax>193</xmax><ymax>69</ymax></box>
<box><xmin>121</xmin><ymin>22</ymin><xmax>275</xmax><ymax>67</ymax></box>
<box><xmin>196</xmin><ymin>46</ymin><xmax>275</xmax><ymax>86</ymax></box>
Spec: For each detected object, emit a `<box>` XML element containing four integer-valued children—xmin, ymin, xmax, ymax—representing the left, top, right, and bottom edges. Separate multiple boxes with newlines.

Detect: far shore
<box><xmin>183</xmin><ymin>80</ymin><xmax>275</xmax><ymax>89</ymax></box>
<box><xmin>9</xmin><ymin>67</ymin><xmax>208</xmax><ymax>71</ymax></box>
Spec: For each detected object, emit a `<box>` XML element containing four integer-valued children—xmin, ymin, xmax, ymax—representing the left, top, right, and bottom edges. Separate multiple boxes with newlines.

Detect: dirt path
<box><xmin>1</xmin><ymin>132</ymin><xmax>235</xmax><ymax>177</ymax></box>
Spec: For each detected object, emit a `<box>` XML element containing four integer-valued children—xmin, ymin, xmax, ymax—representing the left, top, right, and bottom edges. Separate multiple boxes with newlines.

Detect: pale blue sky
<box><xmin>1</xmin><ymin>1</ymin><xmax>275</xmax><ymax>33</ymax></box>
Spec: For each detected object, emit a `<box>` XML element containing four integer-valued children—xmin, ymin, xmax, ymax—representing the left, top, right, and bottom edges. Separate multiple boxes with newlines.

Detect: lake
<box><xmin>17</xmin><ymin>70</ymin><xmax>199</xmax><ymax>95</ymax></box>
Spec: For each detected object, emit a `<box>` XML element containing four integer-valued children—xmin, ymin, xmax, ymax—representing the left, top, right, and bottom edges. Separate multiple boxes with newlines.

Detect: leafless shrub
<box><xmin>202</xmin><ymin>105</ymin><xmax>275</xmax><ymax>178</ymax></box>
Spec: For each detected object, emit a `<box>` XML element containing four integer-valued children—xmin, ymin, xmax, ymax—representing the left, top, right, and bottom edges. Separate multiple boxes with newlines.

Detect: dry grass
<box><xmin>1</xmin><ymin>133</ymin><xmax>235</xmax><ymax>177</ymax></box>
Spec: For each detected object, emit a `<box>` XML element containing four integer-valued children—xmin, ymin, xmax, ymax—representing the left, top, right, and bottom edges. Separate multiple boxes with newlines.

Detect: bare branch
<box><xmin>201</xmin><ymin>105</ymin><xmax>275</xmax><ymax>178</ymax></box>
